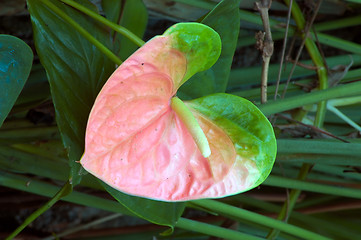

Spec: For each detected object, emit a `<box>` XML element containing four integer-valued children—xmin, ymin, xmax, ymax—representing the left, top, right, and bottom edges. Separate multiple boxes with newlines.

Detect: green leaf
<box><xmin>13</xmin><ymin>64</ymin><xmax>50</xmax><ymax>112</ymax></box>
<box><xmin>27</xmin><ymin>0</ymin><xmax>115</xmax><ymax>185</ymax></box>
<box><xmin>0</xmin><ymin>34</ymin><xmax>33</xmax><ymax>127</ymax></box>
<box><xmin>102</xmin><ymin>0</ymin><xmax>148</xmax><ymax>60</ymax></box>
<box><xmin>189</xmin><ymin>93</ymin><xmax>277</xmax><ymax>187</ymax></box>
<box><xmin>178</xmin><ymin>0</ymin><xmax>241</xmax><ymax>99</ymax></box>
<box><xmin>164</xmin><ymin>22</ymin><xmax>221</xmax><ymax>86</ymax></box>
<box><xmin>101</xmin><ymin>181</ymin><xmax>186</xmax><ymax>228</ymax></box>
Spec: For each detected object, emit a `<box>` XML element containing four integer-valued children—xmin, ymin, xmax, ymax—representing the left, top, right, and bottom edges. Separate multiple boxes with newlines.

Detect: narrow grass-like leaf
<box><xmin>277</xmin><ymin>139</ymin><xmax>361</xmax><ymax>157</ymax></box>
<box><xmin>193</xmin><ymin>199</ymin><xmax>331</xmax><ymax>240</ymax></box>
<box><xmin>176</xmin><ymin>218</ymin><xmax>264</xmax><ymax>240</ymax></box>
<box><xmin>259</xmin><ymin>80</ymin><xmax>361</xmax><ymax>116</ymax></box>
<box><xmin>0</xmin><ymin>171</ymin><xmax>132</xmax><ymax>215</ymax></box>
<box><xmin>265</xmin><ymin>175</ymin><xmax>361</xmax><ymax>199</ymax></box>
<box><xmin>228</xmin><ymin>54</ymin><xmax>361</xmax><ymax>91</ymax></box>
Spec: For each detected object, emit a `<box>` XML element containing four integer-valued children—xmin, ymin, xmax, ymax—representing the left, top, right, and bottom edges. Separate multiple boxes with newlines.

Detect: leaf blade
<box><xmin>102</xmin><ymin>181</ymin><xmax>186</xmax><ymax>228</ymax></box>
<box><xmin>0</xmin><ymin>35</ymin><xmax>33</xmax><ymax>127</ymax></box>
<box><xmin>102</xmin><ymin>0</ymin><xmax>148</xmax><ymax>60</ymax></box>
<box><xmin>27</xmin><ymin>0</ymin><xmax>115</xmax><ymax>185</ymax></box>
<box><xmin>179</xmin><ymin>0</ymin><xmax>241</xmax><ymax>99</ymax></box>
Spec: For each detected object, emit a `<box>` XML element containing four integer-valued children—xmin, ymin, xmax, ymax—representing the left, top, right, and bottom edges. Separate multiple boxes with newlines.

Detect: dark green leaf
<box><xmin>27</xmin><ymin>0</ymin><xmax>115</xmax><ymax>185</ymax></box>
<box><xmin>101</xmin><ymin>181</ymin><xmax>186</xmax><ymax>228</ymax></box>
<box><xmin>0</xmin><ymin>34</ymin><xmax>33</xmax><ymax>127</ymax></box>
<box><xmin>179</xmin><ymin>0</ymin><xmax>241</xmax><ymax>99</ymax></box>
<box><xmin>189</xmin><ymin>93</ymin><xmax>277</xmax><ymax>187</ymax></box>
<box><xmin>102</xmin><ymin>0</ymin><xmax>148</xmax><ymax>60</ymax></box>
<box><xmin>13</xmin><ymin>64</ymin><xmax>50</xmax><ymax>112</ymax></box>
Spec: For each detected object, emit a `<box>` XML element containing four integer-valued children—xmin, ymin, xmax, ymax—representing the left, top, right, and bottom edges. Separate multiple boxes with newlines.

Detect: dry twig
<box><xmin>255</xmin><ymin>0</ymin><xmax>274</xmax><ymax>103</ymax></box>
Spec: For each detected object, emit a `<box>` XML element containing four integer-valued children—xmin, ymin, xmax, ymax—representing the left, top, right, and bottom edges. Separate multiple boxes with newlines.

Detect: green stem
<box><xmin>58</xmin><ymin>0</ymin><xmax>145</xmax><ymax>47</ymax></box>
<box><xmin>176</xmin><ymin>218</ymin><xmax>264</xmax><ymax>240</ymax></box>
<box><xmin>40</xmin><ymin>0</ymin><xmax>122</xmax><ymax>65</ymax></box>
<box><xmin>5</xmin><ymin>180</ymin><xmax>72</xmax><ymax>240</ymax></box>
<box><xmin>192</xmin><ymin>200</ymin><xmax>331</xmax><ymax>240</ymax></box>
<box><xmin>259</xmin><ymin>80</ymin><xmax>361</xmax><ymax>116</ymax></box>
<box><xmin>171</xmin><ymin>97</ymin><xmax>211</xmax><ymax>157</ymax></box>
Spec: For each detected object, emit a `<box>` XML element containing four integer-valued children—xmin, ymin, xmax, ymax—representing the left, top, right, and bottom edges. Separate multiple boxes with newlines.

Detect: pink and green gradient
<box><xmin>81</xmin><ymin>23</ymin><xmax>276</xmax><ymax>201</ymax></box>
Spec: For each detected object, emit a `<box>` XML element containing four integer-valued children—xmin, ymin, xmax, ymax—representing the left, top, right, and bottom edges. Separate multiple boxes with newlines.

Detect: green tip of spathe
<box><xmin>163</xmin><ymin>22</ymin><xmax>221</xmax><ymax>84</ymax></box>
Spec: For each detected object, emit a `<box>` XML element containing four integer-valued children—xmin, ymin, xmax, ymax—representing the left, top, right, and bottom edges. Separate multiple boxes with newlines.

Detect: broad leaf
<box><xmin>178</xmin><ymin>0</ymin><xmax>241</xmax><ymax>99</ymax></box>
<box><xmin>0</xmin><ymin>34</ymin><xmax>33</xmax><ymax>127</ymax></box>
<box><xmin>102</xmin><ymin>0</ymin><xmax>148</xmax><ymax>60</ymax></box>
<box><xmin>27</xmin><ymin>0</ymin><xmax>115</xmax><ymax>185</ymax></box>
<box><xmin>101</xmin><ymin>182</ymin><xmax>186</xmax><ymax>227</ymax></box>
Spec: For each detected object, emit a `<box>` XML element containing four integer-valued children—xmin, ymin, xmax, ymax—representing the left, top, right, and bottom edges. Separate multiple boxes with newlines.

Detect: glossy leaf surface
<box><xmin>81</xmin><ymin>22</ymin><xmax>276</xmax><ymax>202</ymax></box>
<box><xmin>0</xmin><ymin>35</ymin><xmax>33</xmax><ymax>127</ymax></box>
<box><xmin>28</xmin><ymin>0</ymin><xmax>114</xmax><ymax>185</ymax></box>
<box><xmin>102</xmin><ymin>0</ymin><xmax>148</xmax><ymax>60</ymax></box>
<box><xmin>102</xmin><ymin>181</ymin><xmax>186</xmax><ymax>227</ymax></box>
<box><xmin>179</xmin><ymin>0</ymin><xmax>241</xmax><ymax>99</ymax></box>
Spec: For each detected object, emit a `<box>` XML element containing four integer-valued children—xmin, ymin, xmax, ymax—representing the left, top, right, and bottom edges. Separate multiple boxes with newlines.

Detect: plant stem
<box><xmin>192</xmin><ymin>200</ymin><xmax>331</xmax><ymax>240</ymax></box>
<box><xmin>255</xmin><ymin>0</ymin><xmax>274</xmax><ymax>103</ymax></box>
<box><xmin>176</xmin><ymin>217</ymin><xmax>264</xmax><ymax>240</ymax></box>
<box><xmin>40</xmin><ymin>0</ymin><xmax>122</xmax><ymax>65</ymax></box>
<box><xmin>58</xmin><ymin>0</ymin><xmax>145</xmax><ymax>47</ymax></box>
<box><xmin>5</xmin><ymin>180</ymin><xmax>72</xmax><ymax>240</ymax></box>
<box><xmin>171</xmin><ymin>97</ymin><xmax>211</xmax><ymax>157</ymax></box>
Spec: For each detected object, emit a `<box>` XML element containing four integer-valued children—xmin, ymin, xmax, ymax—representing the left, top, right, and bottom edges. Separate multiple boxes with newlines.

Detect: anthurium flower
<box><xmin>81</xmin><ymin>23</ymin><xmax>276</xmax><ymax>201</ymax></box>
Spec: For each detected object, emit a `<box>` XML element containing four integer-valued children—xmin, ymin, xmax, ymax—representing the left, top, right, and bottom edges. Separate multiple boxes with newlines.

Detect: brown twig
<box><xmin>255</xmin><ymin>0</ymin><xmax>274</xmax><ymax>104</ymax></box>
<box><xmin>281</xmin><ymin>0</ymin><xmax>322</xmax><ymax>98</ymax></box>
<box><xmin>286</xmin><ymin>58</ymin><xmax>318</xmax><ymax>70</ymax></box>
<box><xmin>276</xmin><ymin>114</ymin><xmax>350</xmax><ymax>143</ymax></box>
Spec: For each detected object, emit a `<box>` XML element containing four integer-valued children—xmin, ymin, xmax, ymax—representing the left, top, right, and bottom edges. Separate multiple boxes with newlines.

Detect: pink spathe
<box><xmin>81</xmin><ymin>35</ymin><xmax>260</xmax><ymax>201</ymax></box>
